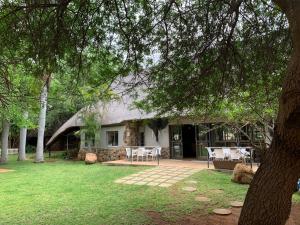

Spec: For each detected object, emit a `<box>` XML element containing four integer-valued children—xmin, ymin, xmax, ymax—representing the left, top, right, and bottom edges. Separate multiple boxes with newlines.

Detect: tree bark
<box><xmin>1</xmin><ymin>119</ymin><xmax>10</xmax><ymax>163</ymax></box>
<box><xmin>35</xmin><ymin>84</ymin><xmax>48</xmax><ymax>163</ymax></box>
<box><xmin>239</xmin><ymin>2</ymin><xmax>300</xmax><ymax>225</ymax></box>
<box><xmin>18</xmin><ymin>111</ymin><xmax>28</xmax><ymax>161</ymax></box>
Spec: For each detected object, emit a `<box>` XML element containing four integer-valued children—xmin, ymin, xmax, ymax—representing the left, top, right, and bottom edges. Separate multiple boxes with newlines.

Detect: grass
<box><xmin>1</xmin><ymin>154</ymin><xmax>300</xmax><ymax>225</ymax></box>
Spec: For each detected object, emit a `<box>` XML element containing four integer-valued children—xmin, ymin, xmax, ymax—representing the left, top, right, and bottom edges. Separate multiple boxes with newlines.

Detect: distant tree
<box><xmin>0</xmin><ymin>119</ymin><xmax>10</xmax><ymax>163</ymax></box>
<box><xmin>0</xmin><ymin>1</ymin><xmax>298</xmax><ymax>224</ymax></box>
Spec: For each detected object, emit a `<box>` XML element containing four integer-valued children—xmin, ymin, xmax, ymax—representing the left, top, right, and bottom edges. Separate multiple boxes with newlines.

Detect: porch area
<box><xmin>102</xmin><ymin>159</ymin><xmax>259</xmax><ymax>171</ymax></box>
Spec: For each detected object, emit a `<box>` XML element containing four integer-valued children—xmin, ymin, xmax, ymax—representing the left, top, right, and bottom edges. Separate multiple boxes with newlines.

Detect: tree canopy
<box><xmin>0</xmin><ymin>1</ymin><xmax>298</xmax><ymax>224</ymax></box>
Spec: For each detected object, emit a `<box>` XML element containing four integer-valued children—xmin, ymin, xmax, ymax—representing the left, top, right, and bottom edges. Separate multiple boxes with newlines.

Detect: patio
<box><xmin>103</xmin><ymin>159</ymin><xmax>259</xmax><ymax>171</ymax></box>
<box><xmin>114</xmin><ymin>166</ymin><xmax>201</xmax><ymax>187</ymax></box>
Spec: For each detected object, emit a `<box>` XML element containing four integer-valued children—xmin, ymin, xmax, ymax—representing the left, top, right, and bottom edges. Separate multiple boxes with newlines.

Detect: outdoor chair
<box><xmin>125</xmin><ymin>148</ymin><xmax>131</xmax><ymax>160</ymax></box>
<box><xmin>156</xmin><ymin>147</ymin><xmax>162</xmax><ymax>156</ymax></box>
<box><xmin>240</xmin><ymin>148</ymin><xmax>251</xmax><ymax>162</ymax></box>
<box><xmin>213</xmin><ymin>148</ymin><xmax>225</xmax><ymax>160</ymax></box>
<box><xmin>147</xmin><ymin>148</ymin><xmax>157</xmax><ymax>161</ymax></box>
<box><xmin>137</xmin><ymin>147</ymin><xmax>147</xmax><ymax>161</ymax></box>
<box><xmin>229</xmin><ymin>148</ymin><xmax>242</xmax><ymax>161</ymax></box>
<box><xmin>206</xmin><ymin>147</ymin><xmax>216</xmax><ymax>168</ymax></box>
<box><xmin>206</xmin><ymin>147</ymin><xmax>215</xmax><ymax>161</ymax></box>
<box><xmin>125</xmin><ymin>147</ymin><xmax>137</xmax><ymax>160</ymax></box>
<box><xmin>222</xmin><ymin>147</ymin><xmax>231</xmax><ymax>159</ymax></box>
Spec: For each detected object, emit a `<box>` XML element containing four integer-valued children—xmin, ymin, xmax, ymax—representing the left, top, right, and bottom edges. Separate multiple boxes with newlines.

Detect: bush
<box><xmin>62</xmin><ymin>149</ymin><xmax>79</xmax><ymax>159</ymax></box>
<box><xmin>26</xmin><ymin>145</ymin><xmax>36</xmax><ymax>153</ymax></box>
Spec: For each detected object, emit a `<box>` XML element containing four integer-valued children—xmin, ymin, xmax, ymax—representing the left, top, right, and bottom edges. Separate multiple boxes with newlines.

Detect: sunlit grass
<box><xmin>1</xmin><ymin>155</ymin><xmax>299</xmax><ymax>225</ymax></box>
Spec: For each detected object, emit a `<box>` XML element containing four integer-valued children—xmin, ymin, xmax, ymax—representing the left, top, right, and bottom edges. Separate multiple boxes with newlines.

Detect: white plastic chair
<box><xmin>125</xmin><ymin>148</ymin><xmax>131</xmax><ymax>160</ymax></box>
<box><xmin>222</xmin><ymin>147</ymin><xmax>231</xmax><ymax>159</ymax></box>
<box><xmin>206</xmin><ymin>147</ymin><xmax>215</xmax><ymax>160</ymax></box>
<box><xmin>206</xmin><ymin>147</ymin><xmax>216</xmax><ymax>168</ymax></box>
<box><xmin>156</xmin><ymin>147</ymin><xmax>162</xmax><ymax>156</ymax></box>
<box><xmin>240</xmin><ymin>148</ymin><xmax>250</xmax><ymax>162</ymax></box>
<box><xmin>213</xmin><ymin>148</ymin><xmax>225</xmax><ymax>160</ymax></box>
<box><xmin>230</xmin><ymin>148</ymin><xmax>242</xmax><ymax>160</ymax></box>
<box><xmin>147</xmin><ymin>148</ymin><xmax>157</xmax><ymax>161</ymax></box>
<box><xmin>126</xmin><ymin>147</ymin><xmax>137</xmax><ymax>161</ymax></box>
<box><xmin>137</xmin><ymin>147</ymin><xmax>146</xmax><ymax>161</ymax></box>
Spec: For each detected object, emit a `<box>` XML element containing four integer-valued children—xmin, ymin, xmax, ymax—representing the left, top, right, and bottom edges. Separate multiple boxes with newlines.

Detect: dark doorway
<box><xmin>182</xmin><ymin>125</ymin><xmax>196</xmax><ymax>158</ymax></box>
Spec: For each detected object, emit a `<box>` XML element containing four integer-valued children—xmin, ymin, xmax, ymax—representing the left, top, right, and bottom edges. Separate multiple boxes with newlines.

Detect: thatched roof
<box><xmin>46</xmin><ymin>91</ymin><xmax>155</xmax><ymax>146</ymax></box>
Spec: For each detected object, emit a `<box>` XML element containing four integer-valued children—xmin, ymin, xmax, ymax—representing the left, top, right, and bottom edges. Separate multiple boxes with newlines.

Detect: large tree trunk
<box><xmin>1</xmin><ymin>119</ymin><xmax>10</xmax><ymax>163</ymax></box>
<box><xmin>35</xmin><ymin>84</ymin><xmax>48</xmax><ymax>163</ymax></box>
<box><xmin>18</xmin><ymin>111</ymin><xmax>28</xmax><ymax>161</ymax></box>
<box><xmin>239</xmin><ymin>2</ymin><xmax>300</xmax><ymax>224</ymax></box>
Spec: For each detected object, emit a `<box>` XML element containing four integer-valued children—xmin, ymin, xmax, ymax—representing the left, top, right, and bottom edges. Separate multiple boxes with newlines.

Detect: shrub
<box><xmin>26</xmin><ymin>145</ymin><xmax>36</xmax><ymax>153</ymax></box>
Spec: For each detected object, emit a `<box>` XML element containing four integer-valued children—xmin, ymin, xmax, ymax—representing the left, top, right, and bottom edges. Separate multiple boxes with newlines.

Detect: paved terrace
<box><xmin>103</xmin><ymin>159</ymin><xmax>259</xmax><ymax>171</ymax></box>
<box><xmin>111</xmin><ymin>159</ymin><xmax>258</xmax><ymax>188</ymax></box>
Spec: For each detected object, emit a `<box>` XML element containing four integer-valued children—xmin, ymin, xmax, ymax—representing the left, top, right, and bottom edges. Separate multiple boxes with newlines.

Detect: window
<box><xmin>215</xmin><ymin>127</ymin><xmax>236</xmax><ymax>141</ymax></box>
<box><xmin>107</xmin><ymin>131</ymin><xmax>118</xmax><ymax>146</ymax></box>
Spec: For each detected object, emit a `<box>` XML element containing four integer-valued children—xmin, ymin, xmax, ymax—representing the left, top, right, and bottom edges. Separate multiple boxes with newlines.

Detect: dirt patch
<box><xmin>145</xmin><ymin>210</ymin><xmax>206</xmax><ymax>225</ymax></box>
<box><xmin>0</xmin><ymin>168</ymin><xmax>13</xmax><ymax>173</ymax></box>
<box><xmin>145</xmin><ymin>204</ymin><xmax>300</xmax><ymax>225</ymax></box>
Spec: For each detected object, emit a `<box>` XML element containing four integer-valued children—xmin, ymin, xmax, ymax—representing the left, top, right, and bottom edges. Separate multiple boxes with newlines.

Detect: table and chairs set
<box><xmin>205</xmin><ymin>146</ymin><xmax>253</xmax><ymax>168</ymax></box>
<box><xmin>125</xmin><ymin>146</ymin><xmax>162</xmax><ymax>162</ymax></box>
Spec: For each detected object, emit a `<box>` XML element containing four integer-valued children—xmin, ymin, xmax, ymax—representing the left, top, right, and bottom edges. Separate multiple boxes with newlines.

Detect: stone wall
<box><xmin>78</xmin><ymin>147</ymin><xmax>126</xmax><ymax>162</ymax></box>
<box><xmin>123</xmin><ymin>122</ymin><xmax>139</xmax><ymax>146</ymax></box>
<box><xmin>96</xmin><ymin>148</ymin><xmax>126</xmax><ymax>162</ymax></box>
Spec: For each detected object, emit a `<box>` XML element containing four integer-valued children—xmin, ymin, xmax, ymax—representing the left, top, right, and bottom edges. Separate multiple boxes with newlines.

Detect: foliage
<box><xmin>25</xmin><ymin>145</ymin><xmax>36</xmax><ymax>153</ymax></box>
<box><xmin>125</xmin><ymin>1</ymin><xmax>288</xmax><ymax>125</ymax></box>
<box><xmin>146</xmin><ymin>118</ymin><xmax>168</xmax><ymax>141</ymax></box>
<box><xmin>0</xmin><ymin>1</ymin><xmax>287</xmax><ymax>126</ymax></box>
<box><xmin>79</xmin><ymin>112</ymin><xmax>102</xmax><ymax>149</ymax></box>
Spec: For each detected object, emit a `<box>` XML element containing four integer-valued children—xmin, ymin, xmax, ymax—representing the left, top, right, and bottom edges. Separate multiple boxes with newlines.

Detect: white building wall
<box><xmin>80</xmin><ymin>124</ymin><xmax>169</xmax><ymax>149</ymax></box>
<box><xmin>100</xmin><ymin>126</ymin><xmax>125</xmax><ymax>148</ymax></box>
<box><xmin>144</xmin><ymin>125</ymin><xmax>169</xmax><ymax>148</ymax></box>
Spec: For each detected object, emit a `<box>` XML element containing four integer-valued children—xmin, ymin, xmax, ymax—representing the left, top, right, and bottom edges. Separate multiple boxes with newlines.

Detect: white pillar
<box><xmin>18</xmin><ymin>111</ymin><xmax>28</xmax><ymax>161</ymax></box>
<box><xmin>1</xmin><ymin>119</ymin><xmax>10</xmax><ymax>163</ymax></box>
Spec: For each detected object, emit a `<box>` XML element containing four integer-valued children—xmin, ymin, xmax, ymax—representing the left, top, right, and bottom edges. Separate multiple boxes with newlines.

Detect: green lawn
<box><xmin>1</xmin><ymin>155</ymin><xmax>299</xmax><ymax>225</ymax></box>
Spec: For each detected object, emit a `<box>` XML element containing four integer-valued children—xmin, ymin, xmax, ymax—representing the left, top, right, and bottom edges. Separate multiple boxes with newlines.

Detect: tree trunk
<box><xmin>239</xmin><ymin>137</ymin><xmax>300</xmax><ymax>225</ymax></box>
<box><xmin>239</xmin><ymin>2</ymin><xmax>300</xmax><ymax>224</ymax></box>
<box><xmin>18</xmin><ymin>111</ymin><xmax>28</xmax><ymax>161</ymax></box>
<box><xmin>1</xmin><ymin>119</ymin><xmax>10</xmax><ymax>163</ymax></box>
<box><xmin>35</xmin><ymin>84</ymin><xmax>48</xmax><ymax>163</ymax></box>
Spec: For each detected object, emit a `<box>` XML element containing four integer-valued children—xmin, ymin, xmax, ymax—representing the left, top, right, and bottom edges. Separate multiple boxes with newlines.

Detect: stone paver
<box><xmin>123</xmin><ymin>180</ymin><xmax>136</xmax><ymax>184</ymax></box>
<box><xmin>147</xmin><ymin>182</ymin><xmax>160</xmax><ymax>186</ymax></box>
<box><xmin>213</xmin><ymin>208</ymin><xmax>232</xmax><ymax>215</ymax></box>
<box><xmin>182</xmin><ymin>186</ymin><xmax>197</xmax><ymax>192</ymax></box>
<box><xmin>230</xmin><ymin>201</ymin><xmax>244</xmax><ymax>208</ymax></box>
<box><xmin>211</xmin><ymin>189</ymin><xmax>224</xmax><ymax>194</ymax></box>
<box><xmin>114</xmin><ymin>166</ymin><xmax>200</xmax><ymax>187</ymax></box>
<box><xmin>158</xmin><ymin>183</ymin><xmax>172</xmax><ymax>187</ymax></box>
<box><xmin>135</xmin><ymin>181</ymin><xmax>147</xmax><ymax>185</ymax></box>
<box><xmin>186</xmin><ymin>180</ymin><xmax>197</xmax><ymax>184</ymax></box>
<box><xmin>195</xmin><ymin>196</ymin><xmax>211</xmax><ymax>202</ymax></box>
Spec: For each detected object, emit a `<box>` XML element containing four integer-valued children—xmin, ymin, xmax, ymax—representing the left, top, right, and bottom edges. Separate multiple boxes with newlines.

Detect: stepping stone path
<box><xmin>182</xmin><ymin>186</ymin><xmax>197</xmax><ymax>192</ymax></box>
<box><xmin>195</xmin><ymin>196</ymin><xmax>211</xmax><ymax>202</ymax></box>
<box><xmin>230</xmin><ymin>201</ymin><xmax>244</xmax><ymax>208</ymax></box>
<box><xmin>185</xmin><ymin>180</ymin><xmax>197</xmax><ymax>184</ymax></box>
<box><xmin>213</xmin><ymin>208</ymin><xmax>232</xmax><ymax>215</ymax></box>
<box><xmin>211</xmin><ymin>189</ymin><xmax>224</xmax><ymax>194</ymax></box>
<box><xmin>114</xmin><ymin>166</ymin><xmax>200</xmax><ymax>188</ymax></box>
